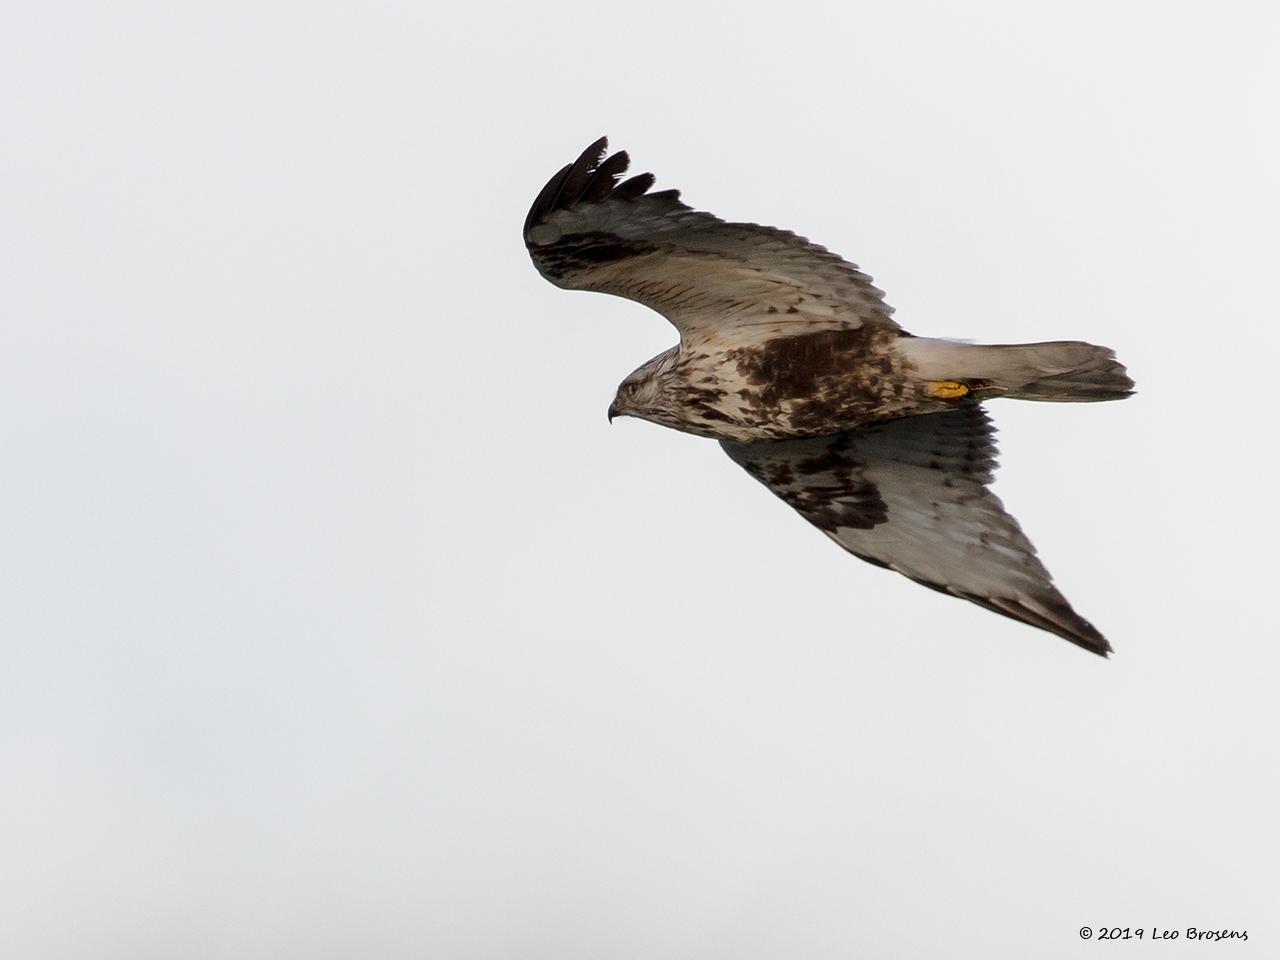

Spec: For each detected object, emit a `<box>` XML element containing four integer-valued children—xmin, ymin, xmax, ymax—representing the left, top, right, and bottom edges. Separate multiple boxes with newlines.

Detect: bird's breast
<box><xmin>666</xmin><ymin>328</ymin><xmax>921</xmax><ymax>442</ymax></box>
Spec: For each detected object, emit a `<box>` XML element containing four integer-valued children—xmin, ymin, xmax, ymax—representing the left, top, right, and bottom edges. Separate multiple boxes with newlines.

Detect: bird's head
<box><xmin>608</xmin><ymin>349</ymin><xmax>679</xmax><ymax>424</ymax></box>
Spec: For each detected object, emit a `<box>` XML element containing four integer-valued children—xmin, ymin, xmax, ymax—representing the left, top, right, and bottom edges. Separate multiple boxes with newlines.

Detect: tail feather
<box><xmin>898</xmin><ymin>338</ymin><xmax>1134</xmax><ymax>403</ymax></box>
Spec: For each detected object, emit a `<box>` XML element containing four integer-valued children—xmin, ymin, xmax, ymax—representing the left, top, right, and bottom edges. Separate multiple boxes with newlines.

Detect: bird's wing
<box><xmin>720</xmin><ymin>407</ymin><xmax>1110</xmax><ymax>654</ymax></box>
<box><xmin>524</xmin><ymin>138</ymin><xmax>901</xmax><ymax>344</ymax></box>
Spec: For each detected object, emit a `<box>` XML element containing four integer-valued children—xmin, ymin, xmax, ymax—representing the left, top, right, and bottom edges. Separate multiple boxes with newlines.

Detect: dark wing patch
<box><xmin>722</xmin><ymin>407</ymin><xmax>1111</xmax><ymax>655</ymax></box>
<box><xmin>524</xmin><ymin>138</ymin><xmax>901</xmax><ymax>342</ymax></box>
<box><xmin>733</xmin><ymin>431</ymin><xmax>887</xmax><ymax>532</ymax></box>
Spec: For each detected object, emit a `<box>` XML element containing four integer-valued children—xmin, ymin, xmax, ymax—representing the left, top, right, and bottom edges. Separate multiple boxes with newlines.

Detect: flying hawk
<box><xmin>524</xmin><ymin>138</ymin><xmax>1133</xmax><ymax>655</ymax></box>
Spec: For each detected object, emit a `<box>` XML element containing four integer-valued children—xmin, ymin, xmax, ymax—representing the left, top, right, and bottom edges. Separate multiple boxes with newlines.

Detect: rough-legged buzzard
<box><xmin>525</xmin><ymin>138</ymin><xmax>1133</xmax><ymax>655</ymax></box>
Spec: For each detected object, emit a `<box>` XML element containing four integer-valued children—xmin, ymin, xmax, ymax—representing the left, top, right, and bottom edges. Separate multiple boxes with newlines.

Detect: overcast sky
<box><xmin>2</xmin><ymin>2</ymin><xmax>1277</xmax><ymax>957</ymax></box>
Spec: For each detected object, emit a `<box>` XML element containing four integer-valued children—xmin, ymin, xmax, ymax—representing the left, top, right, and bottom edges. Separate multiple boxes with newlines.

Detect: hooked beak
<box><xmin>607</xmin><ymin>401</ymin><xmax>619</xmax><ymax>423</ymax></box>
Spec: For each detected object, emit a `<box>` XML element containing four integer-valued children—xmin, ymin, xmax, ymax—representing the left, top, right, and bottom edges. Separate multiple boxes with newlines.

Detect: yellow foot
<box><xmin>925</xmin><ymin>379</ymin><xmax>971</xmax><ymax>400</ymax></box>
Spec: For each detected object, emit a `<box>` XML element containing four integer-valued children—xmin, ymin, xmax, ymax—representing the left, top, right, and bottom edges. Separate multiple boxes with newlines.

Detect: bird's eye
<box><xmin>625</xmin><ymin>382</ymin><xmax>639</xmax><ymax>397</ymax></box>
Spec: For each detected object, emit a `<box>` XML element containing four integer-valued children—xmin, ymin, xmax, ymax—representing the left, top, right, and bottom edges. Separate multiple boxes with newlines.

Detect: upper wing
<box><xmin>721</xmin><ymin>407</ymin><xmax>1111</xmax><ymax>655</ymax></box>
<box><xmin>524</xmin><ymin>138</ymin><xmax>901</xmax><ymax>344</ymax></box>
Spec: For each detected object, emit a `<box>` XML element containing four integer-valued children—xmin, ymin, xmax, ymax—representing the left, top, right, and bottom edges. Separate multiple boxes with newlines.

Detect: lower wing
<box><xmin>720</xmin><ymin>407</ymin><xmax>1110</xmax><ymax>655</ymax></box>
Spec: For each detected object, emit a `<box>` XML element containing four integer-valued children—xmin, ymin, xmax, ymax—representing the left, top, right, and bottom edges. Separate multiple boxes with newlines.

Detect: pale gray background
<box><xmin>2</xmin><ymin>1</ymin><xmax>1277</xmax><ymax>957</ymax></box>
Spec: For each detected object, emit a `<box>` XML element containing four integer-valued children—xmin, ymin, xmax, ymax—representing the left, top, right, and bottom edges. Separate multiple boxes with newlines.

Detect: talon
<box><xmin>926</xmin><ymin>379</ymin><xmax>971</xmax><ymax>400</ymax></box>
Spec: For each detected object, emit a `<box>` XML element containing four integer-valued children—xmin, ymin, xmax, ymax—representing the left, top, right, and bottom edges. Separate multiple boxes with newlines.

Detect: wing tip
<box><xmin>980</xmin><ymin>592</ymin><xmax>1113</xmax><ymax>657</ymax></box>
<box><xmin>901</xmin><ymin>574</ymin><xmax>1112</xmax><ymax>656</ymax></box>
<box><xmin>523</xmin><ymin>137</ymin><xmax>677</xmax><ymax>242</ymax></box>
<box><xmin>1047</xmin><ymin>616</ymin><xmax>1112</xmax><ymax>657</ymax></box>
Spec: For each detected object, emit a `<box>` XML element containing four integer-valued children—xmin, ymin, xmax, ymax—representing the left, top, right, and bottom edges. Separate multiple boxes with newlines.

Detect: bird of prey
<box><xmin>524</xmin><ymin>138</ymin><xmax>1133</xmax><ymax>655</ymax></box>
